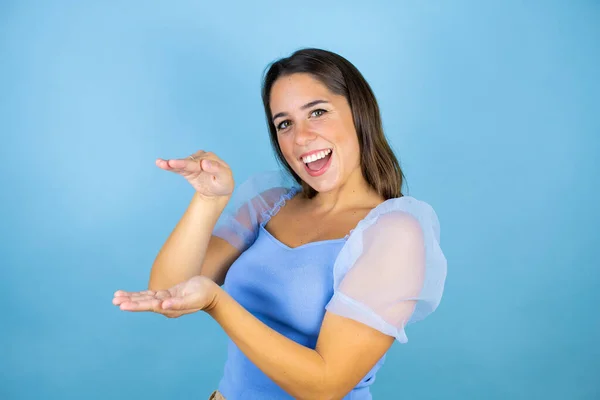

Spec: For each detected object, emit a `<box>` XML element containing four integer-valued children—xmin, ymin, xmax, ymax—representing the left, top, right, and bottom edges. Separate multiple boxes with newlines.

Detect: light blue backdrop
<box><xmin>1</xmin><ymin>1</ymin><xmax>598</xmax><ymax>399</ymax></box>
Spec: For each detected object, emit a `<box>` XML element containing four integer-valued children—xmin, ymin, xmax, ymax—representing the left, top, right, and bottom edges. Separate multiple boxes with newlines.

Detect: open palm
<box><xmin>113</xmin><ymin>275</ymin><xmax>218</xmax><ymax>318</ymax></box>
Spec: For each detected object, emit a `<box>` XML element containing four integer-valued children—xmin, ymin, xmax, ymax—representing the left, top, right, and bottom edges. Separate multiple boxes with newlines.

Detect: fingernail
<box><xmin>203</xmin><ymin>160</ymin><xmax>212</xmax><ymax>168</ymax></box>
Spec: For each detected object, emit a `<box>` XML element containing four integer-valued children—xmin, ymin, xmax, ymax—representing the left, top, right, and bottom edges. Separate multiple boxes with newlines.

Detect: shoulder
<box><xmin>352</xmin><ymin>195</ymin><xmax>442</xmax><ymax>242</ymax></box>
<box><xmin>256</xmin><ymin>186</ymin><xmax>296</xmax><ymax>203</ymax></box>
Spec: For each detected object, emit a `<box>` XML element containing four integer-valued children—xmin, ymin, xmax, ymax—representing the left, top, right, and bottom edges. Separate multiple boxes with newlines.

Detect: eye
<box><xmin>276</xmin><ymin>120</ymin><xmax>291</xmax><ymax>131</ymax></box>
<box><xmin>310</xmin><ymin>109</ymin><xmax>327</xmax><ymax>118</ymax></box>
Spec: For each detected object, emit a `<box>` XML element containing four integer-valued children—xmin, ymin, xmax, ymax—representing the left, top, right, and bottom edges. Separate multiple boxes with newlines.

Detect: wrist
<box><xmin>194</xmin><ymin>191</ymin><xmax>231</xmax><ymax>206</ymax></box>
<box><xmin>204</xmin><ymin>278</ymin><xmax>224</xmax><ymax>314</ymax></box>
<box><xmin>191</xmin><ymin>193</ymin><xmax>231</xmax><ymax>223</ymax></box>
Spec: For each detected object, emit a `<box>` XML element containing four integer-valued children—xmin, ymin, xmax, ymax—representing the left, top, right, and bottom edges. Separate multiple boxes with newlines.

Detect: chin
<box><xmin>286</xmin><ymin>154</ymin><xmax>341</xmax><ymax>193</ymax></box>
<box><xmin>302</xmin><ymin>171</ymin><xmax>340</xmax><ymax>194</ymax></box>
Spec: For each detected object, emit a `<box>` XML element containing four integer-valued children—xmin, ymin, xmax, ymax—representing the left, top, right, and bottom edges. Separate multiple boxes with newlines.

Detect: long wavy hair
<box><xmin>261</xmin><ymin>48</ymin><xmax>406</xmax><ymax>200</ymax></box>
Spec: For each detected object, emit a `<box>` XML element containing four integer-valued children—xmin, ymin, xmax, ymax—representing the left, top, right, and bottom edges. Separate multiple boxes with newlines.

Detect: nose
<box><xmin>294</xmin><ymin>121</ymin><xmax>317</xmax><ymax>146</ymax></box>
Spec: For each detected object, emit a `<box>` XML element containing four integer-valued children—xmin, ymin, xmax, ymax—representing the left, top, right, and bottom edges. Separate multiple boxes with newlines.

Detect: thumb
<box><xmin>202</xmin><ymin>159</ymin><xmax>230</xmax><ymax>181</ymax></box>
<box><xmin>161</xmin><ymin>297</ymin><xmax>188</xmax><ymax>310</ymax></box>
<box><xmin>201</xmin><ymin>158</ymin><xmax>219</xmax><ymax>171</ymax></box>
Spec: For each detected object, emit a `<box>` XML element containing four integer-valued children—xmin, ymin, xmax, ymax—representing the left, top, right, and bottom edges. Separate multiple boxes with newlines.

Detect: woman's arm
<box><xmin>205</xmin><ymin>213</ymin><xmax>427</xmax><ymax>399</ymax></box>
<box><xmin>115</xmin><ymin>276</ymin><xmax>396</xmax><ymax>399</ymax></box>
<box><xmin>116</xmin><ymin>209</ymin><xmax>431</xmax><ymax>399</ymax></box>
<box><xmin>207</xmin><ymin>288</ymin><xmax>394</xmax><ymax>400</ymax></box>
<box><xmin>148</xmin><ymin>193</ymin><xmax>231</xmax><ymax>290</ymax></box>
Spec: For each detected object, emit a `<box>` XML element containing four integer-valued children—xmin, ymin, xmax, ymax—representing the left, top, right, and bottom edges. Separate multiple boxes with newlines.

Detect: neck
<box><xmin>311</xmin><ymin>168</ymin><xmax>382</xmax><ymax>213</ymax></box>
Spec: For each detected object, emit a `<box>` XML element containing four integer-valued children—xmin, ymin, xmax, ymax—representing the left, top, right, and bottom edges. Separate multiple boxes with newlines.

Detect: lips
<box><xmin>298</xmin><ymin>148</ymin><xmax>332</xmax><ymax>161</ymax></box>
<box><xmin>302</xmin><ymin>149</ymin><xmax>333</xmax><ymax>177</ymax></box>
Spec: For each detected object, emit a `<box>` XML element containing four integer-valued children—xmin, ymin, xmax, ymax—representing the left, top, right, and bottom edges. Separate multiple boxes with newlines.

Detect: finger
<box><xmin>199</xmin><ymin>159</ymin><xmax>231</xmax><ymax>183</ymax></box>
<box><xmin>167</xmin><ymin>158</ymin><xmax>195</xmax><ymax>172</ymax></box>
<box><xmin>155</xmin><ymin>157</ymin><xmax>197</xmax><ymax>173</ymax></box>
<box><xmin>188</xmin><ymin>151</ymin><xmax>224</xmax><ymax>172</ymax></box>
<box><xmin>113</xmin><ymin>292</ymin><xmax>155</xmax><ymax>303</ymax></box>
<box><xmin>156</xmin><ymin>158</ymin><xmax>191</xmax><ymax>172</ymax></box>
<box><xmin>119</xmin><ymin>298</ymin><xmax>162</xmax><ymax>312</ymax></box>
<box><xmin>114</xmin><ymin>289</ymin><xmax>154</xmax><ymax>297</ymax></box>
<box><xmin>156</xmin><ymin>151</ymin><xmax>225</xmax><ymax>174</ymax></box>
<box><xmin>120</xmin><ymin>294</ymin><xmax>157</xmax><ymax>301</ymax></box>
<box><xmin>163</xmin><ymin>158</ymin><xmax>206</xmax><ymax>175</ymax></box>
<box><xmin>113</xmin><ymin>296</ymin><xmax>129</xmax><ymax>305</ymax></box>
<box><xmin>199</xmin><ymin>158</ymin><xmax>220</xmax><ymax>172</ymax></box>
<box><xmin>156</xmin><ymin>158</ymin><xmax>172</xmax><ymax>170</ymax></box>
<box><xmin>153</xmin><ymin>290</ymin><xmax>171</xmax><ymax>300</ymax></box>
<box><xmin>113</xmin><ymin>294</ymin><xmax>154</xmax><ymax>306</ymax></box>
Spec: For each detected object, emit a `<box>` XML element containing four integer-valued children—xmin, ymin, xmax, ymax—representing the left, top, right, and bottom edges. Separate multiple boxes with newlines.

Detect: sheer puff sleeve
<box><xmin>324</xmin><ymin>196</ymin><xmax>447</xmax><ymax>343</ymax></box>
<box><xmin>212</xmin><ymin>169</ymin><xmax>300</xmax><ymax>252</ymax></box>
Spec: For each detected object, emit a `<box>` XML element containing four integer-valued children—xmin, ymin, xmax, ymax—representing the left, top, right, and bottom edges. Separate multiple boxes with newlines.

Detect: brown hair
<box><xmin>261</xmin><ymin>48</ymin><xmax>406</xmax><ymax>200</ymax></box>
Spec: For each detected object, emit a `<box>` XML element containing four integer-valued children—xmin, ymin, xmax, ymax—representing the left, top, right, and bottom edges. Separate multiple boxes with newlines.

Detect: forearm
<box><xmin>148</xmin><ymin>193</ymin><xmax>230</xmax><ymax>290</ymax></box>
<box><xmin>207</xmin><ymin>288</ymin><xmax>328</xmax><ymax>400</ymax></box>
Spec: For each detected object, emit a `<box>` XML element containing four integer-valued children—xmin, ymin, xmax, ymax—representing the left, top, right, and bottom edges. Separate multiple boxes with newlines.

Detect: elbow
<box><xmin>292</xmin><ymin>353</ymin><xmax>346</xmax><ymax>400</ymax></box>
<box><xmin>292</xmin><ymin>371</ymin><xmax>335</xmax><ymax>400</ymax></box>
<box><xmin>296</xmin><ymin>389</ymin><xmax>335</xmax><ymax>400</ymax></box>
<box><xmin>301</xmin><ymin>389</ymin><xmax>341</xmax><ymax>400</ymax></box>
<box><xmin>315</xmin><ymin>375</ymin><xmax>354</xmax><ymax>400</ymax></box>
<box><xmin>320</xmin><ymin>388</ymin><xmax>347</xmax><ymax>400</ymax></box>
<box><xmin>295</xmin><ymin>377</ymin><xmax>343</xmax><ymax>400</ymax></box>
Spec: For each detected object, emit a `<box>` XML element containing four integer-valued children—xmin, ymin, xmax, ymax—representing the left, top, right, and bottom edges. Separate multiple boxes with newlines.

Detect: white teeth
<box><xmin>302</xmin><ymin>149</ymin><xmax>331</xmax><ymax>164</ymax></box>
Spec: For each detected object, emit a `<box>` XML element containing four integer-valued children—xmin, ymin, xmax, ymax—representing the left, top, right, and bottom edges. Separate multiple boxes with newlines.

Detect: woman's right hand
<box><xmin>156</xmin><ymin>151</ymin><xmax>234</xmax><ymax>199</ymax></box>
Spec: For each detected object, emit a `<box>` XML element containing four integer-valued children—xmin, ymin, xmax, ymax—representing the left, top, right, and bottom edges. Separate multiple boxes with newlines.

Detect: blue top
<box><xmin>212</xmin><ymin>170</ymin><xmax>447</xmax><ymax>400</ymax></box>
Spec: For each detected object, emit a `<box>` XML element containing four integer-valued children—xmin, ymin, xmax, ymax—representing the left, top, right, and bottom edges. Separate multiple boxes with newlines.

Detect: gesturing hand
<box><xmin>156</xmin><ymin>150</ymin><xmax>234</xmax><ymax>198</ymax></box>
<box><xmin>112</xmin><ymin>276</ymin><xmax>220</xmax><ymax>318</ymax></box>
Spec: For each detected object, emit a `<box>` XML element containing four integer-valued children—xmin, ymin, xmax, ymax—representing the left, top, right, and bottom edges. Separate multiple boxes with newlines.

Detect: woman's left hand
<box><xmin>112</xmin><ymin>275</ymin><xmax>220</xmax><ymax>318</ymax></box>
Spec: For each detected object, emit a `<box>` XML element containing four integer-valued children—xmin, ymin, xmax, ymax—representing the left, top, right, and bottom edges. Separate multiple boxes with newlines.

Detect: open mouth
<box><xmin>303</xmin><ymin>148</ymin><xmax>333</xmax><ymax>177</ymax></box>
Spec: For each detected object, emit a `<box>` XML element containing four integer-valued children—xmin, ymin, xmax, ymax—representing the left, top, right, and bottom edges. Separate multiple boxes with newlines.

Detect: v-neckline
<box><xmin>258</xmin><ymin>185</ymin><xmax>397</xmax><ymax>251</ymax></box>
<box><xmin>259</xmin><ymin>224</ymin><xmax>348</xmax><ymax>251</ymax></box>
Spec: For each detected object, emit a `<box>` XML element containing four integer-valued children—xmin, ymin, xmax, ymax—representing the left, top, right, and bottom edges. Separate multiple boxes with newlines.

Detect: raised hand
<box><xmin>112</xmin><ymin>276</ymin><xmax>220</xmax><ymax>318</ymax></box>
<box><xmin>156</xmin><ymin>150</ymin><xmax>234</xmax><ymax>198</ymax></box>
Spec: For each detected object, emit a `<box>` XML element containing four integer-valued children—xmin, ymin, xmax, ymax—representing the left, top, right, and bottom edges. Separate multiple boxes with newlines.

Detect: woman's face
<box><xmin>270</xmin><ymin>73</ymin><xmax>361</xmax><ymax>194</ymax></box>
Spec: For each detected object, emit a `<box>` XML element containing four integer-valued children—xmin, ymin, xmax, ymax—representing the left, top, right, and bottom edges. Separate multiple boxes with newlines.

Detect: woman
<box><xmin>113</xmin><ymin>48</ymin><xmax>447</xmax><ymax>400</ymax></box>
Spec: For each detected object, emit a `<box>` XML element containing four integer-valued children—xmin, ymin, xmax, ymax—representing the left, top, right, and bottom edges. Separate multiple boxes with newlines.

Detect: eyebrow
<box><xmin>272</xmin><ymin>100</ymin><xmax>330</xmax><ymax>122</ymax></box>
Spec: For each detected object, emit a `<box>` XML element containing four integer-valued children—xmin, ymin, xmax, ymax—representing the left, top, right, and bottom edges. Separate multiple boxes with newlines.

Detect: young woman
<box><xmin>113</xmin><ymin>48</ymin><xmax>447</xmax><ymax>400</ymax></box>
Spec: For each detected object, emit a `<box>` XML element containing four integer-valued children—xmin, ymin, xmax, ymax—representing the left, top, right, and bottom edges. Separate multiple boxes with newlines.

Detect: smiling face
<box><xmin>270</xmin><ymin>73</ymin><xmax>362</xmax><ymax>194</ymax></box>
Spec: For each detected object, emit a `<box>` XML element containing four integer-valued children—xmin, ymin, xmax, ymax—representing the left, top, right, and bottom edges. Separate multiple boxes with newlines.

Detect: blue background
<box><xmin>1</xmin><ymin>1</ymin><xmax>598</xmax><ymax>399</ymax></box>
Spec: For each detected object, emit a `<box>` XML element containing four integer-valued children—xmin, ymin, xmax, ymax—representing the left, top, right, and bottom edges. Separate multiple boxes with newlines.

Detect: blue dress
<box><xmin>212</xmin><ymin>170</ymin><xmax>447</xmax><ymax>399</ymax></box>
